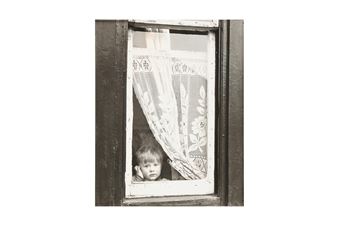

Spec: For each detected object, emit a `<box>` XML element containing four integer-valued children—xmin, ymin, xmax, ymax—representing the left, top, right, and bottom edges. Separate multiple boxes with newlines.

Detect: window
<box><xmin>96</xmin><ymin>20</ymin><xmax>243</xmax><ymax>206</ymax></box>
<box><xmin>126</xmin><ymin>27</ymin><xmax>215</xmax><ymax>197</ymax></box>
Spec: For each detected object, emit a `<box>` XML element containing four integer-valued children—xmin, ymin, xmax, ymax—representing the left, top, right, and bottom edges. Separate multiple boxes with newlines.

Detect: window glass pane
<box><xmin>126</xmin><ymin>28</ymin><xmax>215</xmax><ymax>197</ymax></box>
<box><xmin>133</xmin><ymin>31</ymin><xmax>208</xmax><ymax>52</ymax></box>
<box><xmin>170</xmin><ymin>33</ymin><xmax>208</xmax><ymax>52</ymax></box>
<box><xmin>132</xmin><ymin>30</ymin><xmax>212</xmax><ymax>181</ymax></box>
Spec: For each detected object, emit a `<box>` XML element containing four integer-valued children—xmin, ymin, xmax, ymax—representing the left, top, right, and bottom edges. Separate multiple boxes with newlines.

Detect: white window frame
<box><xmin>129</xmin><ymin>20</ymin><xmax>219</xmax><ymax>28</ymax></box>
<box><xmin>125</xmin><ymin>24</ymin><xmax>216</xmax><ymax>198</ymax></box>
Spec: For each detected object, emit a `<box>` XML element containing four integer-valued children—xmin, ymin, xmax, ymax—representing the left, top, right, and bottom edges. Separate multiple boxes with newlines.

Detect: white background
<box><xmin>1</xmin><ymin>0</ymin><xmax>337</xmax><ymax>224</ymax></box>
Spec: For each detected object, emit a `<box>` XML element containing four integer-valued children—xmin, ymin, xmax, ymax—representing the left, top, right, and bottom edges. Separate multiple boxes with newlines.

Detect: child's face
<box><xmin>139</xmin><ymin>159</ymin><xmax>162</xmax><ymax>181</ymax></box>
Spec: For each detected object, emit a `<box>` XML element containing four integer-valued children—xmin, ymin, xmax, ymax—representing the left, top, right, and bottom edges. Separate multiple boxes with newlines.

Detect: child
<box><xmin>132</xmin><ymin>142</ymin><xmax>167</xmax><ymax>182</ymax></box>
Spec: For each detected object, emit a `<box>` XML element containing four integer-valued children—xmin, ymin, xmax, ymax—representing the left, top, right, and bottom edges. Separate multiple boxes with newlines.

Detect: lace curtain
<box><xmin>132</xmin><ymin>30</ymin><xmax>208</xmax><ymax>180</ymax></box>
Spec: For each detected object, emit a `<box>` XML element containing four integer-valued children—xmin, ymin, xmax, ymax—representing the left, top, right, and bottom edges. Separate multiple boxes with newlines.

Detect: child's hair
<box><xmin>135</xmin><ymin>141</ymin><xmax>164</xmax><ymax>165</ymax></box>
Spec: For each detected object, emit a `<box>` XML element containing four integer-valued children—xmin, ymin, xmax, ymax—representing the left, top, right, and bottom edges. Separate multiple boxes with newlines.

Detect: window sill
<box><xmin>122</xmin><ymin>195</ymin><xmax>221</xmax><ymax>206</ymax></box>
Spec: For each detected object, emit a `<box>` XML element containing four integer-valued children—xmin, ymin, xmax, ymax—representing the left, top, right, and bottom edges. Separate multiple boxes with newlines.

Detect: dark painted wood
<box><xmin>96</xmin><ymin>20</ymin><xmax>128</xmax><ymax>206</ymax></box>
<box><xmin>123</xmin><ymin>195</ymin><xmax>221</xmax><ymax>206</ymax></box>
<box><xmin>216</xmin><ymin>20</ymin><xmax>229</xmax><ymax>206</ymax></box>
<box><xmin>227</xmin><ymin>20</ymin><xmax>244</xmax><ymax>206</ymax></box>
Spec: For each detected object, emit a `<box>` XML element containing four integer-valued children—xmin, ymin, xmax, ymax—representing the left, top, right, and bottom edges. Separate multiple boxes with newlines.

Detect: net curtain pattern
<box><xmin>132</xmin><ymin>29</ymin><xmax>209</xmax><ymax>180</ymax></box>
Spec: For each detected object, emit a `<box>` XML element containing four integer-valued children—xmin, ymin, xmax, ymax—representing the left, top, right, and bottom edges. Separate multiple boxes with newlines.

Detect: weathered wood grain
<box><xmin>96</xmin><ymin>20</ymin><xmax>128</xmax><ymax>206</ymax></box>
<box><xmin>227</xmin><ymin>20</ymin><xmax>244</xmax><ymax>206</ymax></box>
